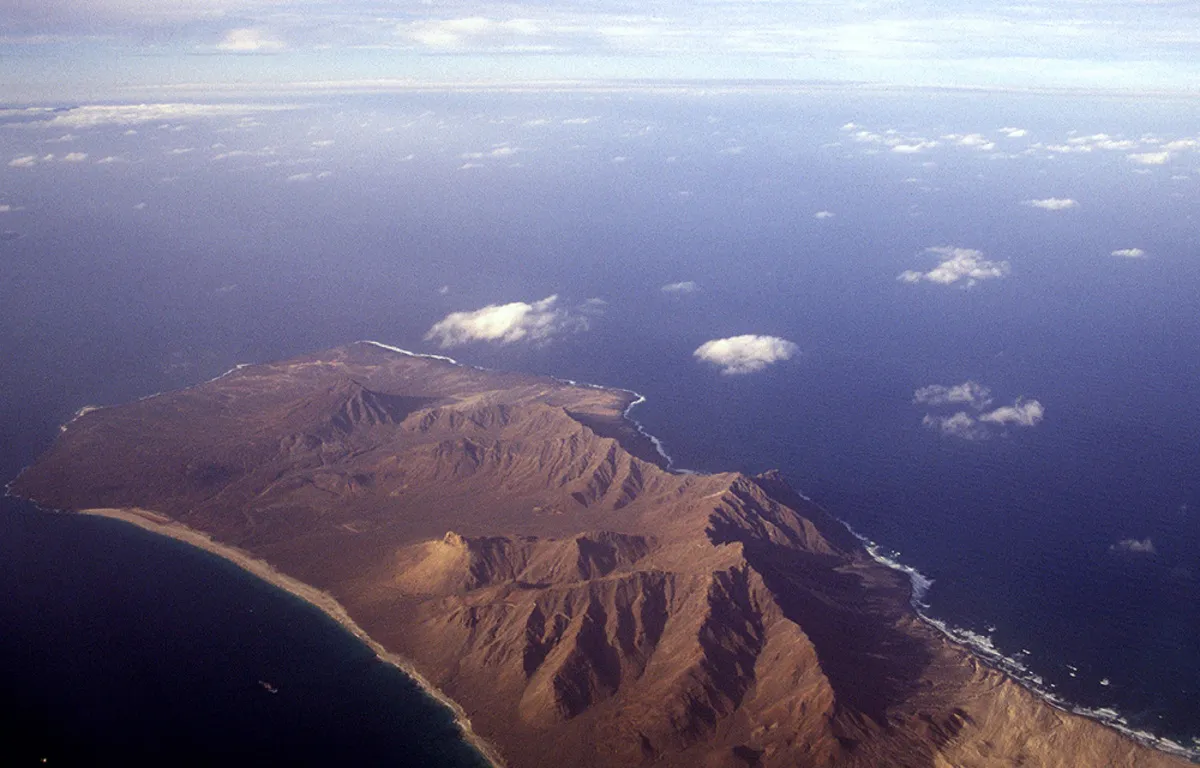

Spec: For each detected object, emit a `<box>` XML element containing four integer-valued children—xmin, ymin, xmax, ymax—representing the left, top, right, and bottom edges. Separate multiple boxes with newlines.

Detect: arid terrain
<box><xmin>14</xmin><ymin>342</ymin><xmax>1192</xmax><ymax>767</ymax></box>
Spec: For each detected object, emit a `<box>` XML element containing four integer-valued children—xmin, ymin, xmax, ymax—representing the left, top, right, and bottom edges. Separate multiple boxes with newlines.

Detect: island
<box><xmin>12</xmin><ymin>342</ymin><xmax>1191</xmax><ymax>767</ymax></box>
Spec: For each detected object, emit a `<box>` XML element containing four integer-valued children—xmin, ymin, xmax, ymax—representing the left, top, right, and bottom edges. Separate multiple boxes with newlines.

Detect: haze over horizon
<box><xmin>3</xmin><ymin>1</ymin><xmax>1200</xmax><ymax>102</ymax></box>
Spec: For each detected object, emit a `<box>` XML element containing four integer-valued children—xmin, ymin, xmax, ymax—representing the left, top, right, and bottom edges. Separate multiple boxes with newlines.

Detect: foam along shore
<box><xmin>843</xmin><ymin>523</ymin><xmax>1200</xmax><ymax>761</ymax></box>
<box><xmin>76</xmin><ymin>506</ymin><xmax>507</xmax><ymax>768</ymax></box>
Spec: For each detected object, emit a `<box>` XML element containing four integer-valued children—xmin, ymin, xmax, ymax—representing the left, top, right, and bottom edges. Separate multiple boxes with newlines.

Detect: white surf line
<box><xmin>59</xmin><ymin>362</ymin><xmax>258</xmax><ymax>434</ymax></box>
<box><xmin>358</xmin><ymin>339</ymin><xmax>692</xmax><ymax>474</ymax></box>
<box><xmin>838</xmin><ymin>521</ymin><xmax>1199</xmax><ymax>761</ymax></box>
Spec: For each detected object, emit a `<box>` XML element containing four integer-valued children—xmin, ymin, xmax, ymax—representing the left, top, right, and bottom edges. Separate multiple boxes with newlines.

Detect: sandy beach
<box><xmin>78</xmin><ymin>506</ymin><xmax>507</xmax><ymax>768</ymax></box>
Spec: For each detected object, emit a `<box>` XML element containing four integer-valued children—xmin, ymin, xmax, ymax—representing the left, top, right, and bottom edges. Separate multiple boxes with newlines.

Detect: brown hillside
<box><xmin>13</xmin><ymin>342</ymin><xmax>1192</xmax><ymax>768</ymax></box>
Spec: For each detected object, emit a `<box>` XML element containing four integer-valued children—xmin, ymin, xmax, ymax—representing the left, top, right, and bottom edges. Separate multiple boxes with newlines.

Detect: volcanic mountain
<box><xmin>13</xmin><ymin>342</ymin><xmax>1190</xmax><ymax>767</ymax></box>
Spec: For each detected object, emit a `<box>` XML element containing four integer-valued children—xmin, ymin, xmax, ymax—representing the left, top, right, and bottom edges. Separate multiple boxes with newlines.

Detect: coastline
<box><xmin>75</xmin><ymin>505</ymin><xmax>508</xmax><ymax>768</ymax></box>
<box><xmin>367</xmin><ymin>339</ymin><xmax>1200</xmax><ymax>762</ymax></box>
<box><xmin>25</xmin><ymin>340</ymin><xmax>1197</xmax><ymax>763</ymax></box>
<box><xmin>844</xmin><ymin>525</ymin><xmax>1200</xmax><ymax>762</ymax></box>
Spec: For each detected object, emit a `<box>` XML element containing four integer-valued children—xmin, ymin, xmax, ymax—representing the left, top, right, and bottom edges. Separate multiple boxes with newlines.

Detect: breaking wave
<box><xmin>841</xmin><ymin>523</ymin><xmax>1200</xmax><ymax>761</ymax></box>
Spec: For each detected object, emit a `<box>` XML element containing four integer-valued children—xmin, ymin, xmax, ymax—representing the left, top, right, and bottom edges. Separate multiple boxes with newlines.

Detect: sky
<box><xmin>3</xmin><ymin>1</ymin><xmax>1200</xmax><ymax>102</ymax></box>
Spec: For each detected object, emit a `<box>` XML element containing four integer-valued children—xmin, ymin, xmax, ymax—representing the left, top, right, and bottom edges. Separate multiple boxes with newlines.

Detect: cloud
<box><xmin>898</xmin><ymin>246</ymin><xmax>1010</xmax><ymax>287</ymax></box>
<box><xmin>1110</xmin><ymin>538</ymin><xmax>1156</xmax><ymax>555</ymax></box>
<box><xmin>578</xmin><ymin>297</ymin><xmax>607</xmax><ymax>315</ymax></box>
<box><xmin>1127</xmin><ymin>151</ymin><xmax>1171</xmax><ymax>166</ymax></box>
<box><xmin>1024</xmin><ymin>198</ymin><xmax>1078</xmax><ymax>211</ymax></box>
<box><xmin>661</xmin><ymin>281</ymin><xmax>699</xmax><ymax>294</ymax></box>
<box><xmin>425</xmin><ymin>295</ymin><xmax>588</xmax><ymax>347</ymax></box>
<box><xmin>461</xmin><ymin>145</ymin><xmax>520</xmax><ymax>160</ymax></box>
<box><xmin>1111</xmin><ymin>248</ymin><xmax>1147</xmax><ymax>259</ymax></box>
<box><xmin>694</xmin><ymin>334</ymin><xmax>798</xmax><ymax>375</ymax></box>
<box><xmin>919</xmin><ymin>386</ymin><xmax>1044</xmax><ymax>439</ymax></box>
<box><xmin>61</xmin><ymin>152</ymin><xmax>88</xmax><ymax>162</ymax></box>
<box><xmin>814</xmin><ymin>210</ymin><xmax>835</xmax><ymax>219</ymax></box>
<box><xmin>285</xmin><ymin>171</ymin><xmax>330</xmax><ymax>182</ymax></box>
<box><xmin>913</xmin><ymin>381</ymin><xmax>993</xmax><ymax>410</ymax></box>
<box><xmin>891</xmin><ymin>141</ymin><xmax>939</xmax><ymax>154</ymax></box>
<box><xmin>943</xmin><ymin>133</ymin><xmax>996</xmax><ymax>151</ymax></box>
<box><xmin>216</xmin><ymin>28</ymin><xmax>285</xmax><ymax>53</ymax></box>
<box><xmin>8</xmin><ymin>155</ymin><xmax>37</xmax><ymax>168</ymax></box>
<box><xmin>43</xmin><ymin>104</ymin><xmax>291</xmax><ymax>128</ymax></box>
<box><xmin>979</xmin><ymin>398</ymin><xmax>1045</xmax><ymax>427</ymax></box>
<box><xmin>923</xmin><ymin>412</ymin><xmax>989</xmax><ymax>440</ymax></box>
<box><xmin>1000</xmin><ymin>127</ymin><xmax>1028</xmax><ymax>138</ymax></box>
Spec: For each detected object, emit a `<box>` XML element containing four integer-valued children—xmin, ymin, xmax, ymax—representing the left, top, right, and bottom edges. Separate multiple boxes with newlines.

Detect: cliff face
<box><xmin>13</xmin><ymin>342</ymin><xmax>1191</xmax><ymax>768</ymax></box>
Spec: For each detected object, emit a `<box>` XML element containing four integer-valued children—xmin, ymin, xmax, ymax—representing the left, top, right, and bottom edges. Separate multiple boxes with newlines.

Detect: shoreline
<box><xmin>844</xmin><ymin>524</ymin><xmax>1200</xmax><ymax>762</ymax></box>
<box><xmin>76</xmin><ymin>505</ymin><xmax>508</xmax><ymax>768</ymax></box>
<box><xmin>368</xmin><ymin>339</ymin><xmax>1200</xmax><ymax>762</ymax></box>
<box><xmin>27</xmin><ymin>340</ymin><xmax>1199</xmax><ymax>764</ymax></box>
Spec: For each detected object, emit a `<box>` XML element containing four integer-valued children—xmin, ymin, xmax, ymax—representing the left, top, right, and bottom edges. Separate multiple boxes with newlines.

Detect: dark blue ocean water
<box><xmin>1</xmin><ymin>89</ymin><xmax>1198</xmax><ymax>759</ymax></box>
<box><xmin>0</xmin><ymin>495</ymin><xmax>491</xmax><ymax>767</ymax></box>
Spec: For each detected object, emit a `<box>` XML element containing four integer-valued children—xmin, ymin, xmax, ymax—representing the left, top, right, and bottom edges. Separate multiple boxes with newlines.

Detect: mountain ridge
<box><xmin>12</xmin><ymin>342</ymin><xmax>1193</xmax><ymax>767</ymax></box>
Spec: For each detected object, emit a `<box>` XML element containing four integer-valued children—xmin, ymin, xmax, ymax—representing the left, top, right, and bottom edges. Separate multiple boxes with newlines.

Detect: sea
<box><xmin>1</xmin><ymin>87</ymin><xmax>1198</xmax><ymax>763</ymax></box>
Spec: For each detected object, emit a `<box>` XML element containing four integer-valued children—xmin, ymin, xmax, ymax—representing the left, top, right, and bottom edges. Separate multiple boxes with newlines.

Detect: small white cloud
<box><xmin>285</xmin><ymin>172</ymin><xmax>313</xmax><ymax>182</ymax></box>
<box><xmin>580</xmin><ymin>296</ymin><xmax>607</xmax><ymax>309</ymax></box>
<box><xmin>311</xmin><ymin>139</ymin><xmax>335</xmax><ymax>148</ymax></box>
<box><xmin>562</xmin><ymin>117</ymin><xmax>595</xmax><ymax>125</ymax></box>
<box><xmin>1111</xmin><ymin>248</ymin><xmax>1147</xmax><ymax>259</ymax></box>
<box><xmin>979</xmin><ymin>398</ymin><xmax>1045</xmax><ymax>427</ymax></box>
<box><xmin>923</xmin><ymin>412</ymin><xmax>988</xmax><ymax>440</ymax></box>
<box><xmin>694</xmin><ymin>334</ymin><xmax>798</xmax><ymax>375</ymax></box>
<box><xmin>914</xmin><ymin>381</ymin><xmax>994</xmax><ymax>410</ymax></box>
<box><xmin>1128</xmin><ymin>151</ymin><xmax>1171</xmax><ymax>166</ymax></box>
<box><xmin>1110</xmin><ymin>538</ymin><xmax>1156</xmax><ymax>555</ymax></box>
<box><xmin>217</xmin><ymin>28</ymin><xmax>285</xmax><ymax>53</ymax></box>
<box><xmin>814</xmin><ymin>210</ymin><xmax>835</xmax><ymax>219</ymax></box>
<box><xmin>96</xmin><ymin>156</ymin><xmax>126</xmax><ymax>164</ymax></box>
<box><xmin>1000</xmin><ymin>127</ymin><xmax>1028</xmax><ymax>139</ymax></box>
<box><xmin>425</xmin><ymin>295</ymin><xmax>588</xmax><ymax>347</ymax></box>
<box><xmin>1024</xmin><ymin>198</ymin><xmax>1078</xmax><ymax>211</ymax></box>
<box><xmin>892</xmin><ymin>141</ymin><xmax>939</xmax><ymax>154</ymax></box>
<box><xmin>166</xmin><ymin>147</ymin><xmax>195</xmax><ymax>155</ymax></box>
<box><xmin>899</xmin><ymin>246</ymin><xmax>1010</xmax><ymax>287</ymax></box>
<box><xmin>133</xmin><ymin>202</ymin><xmax>147</xmax><ymax>210</ymax></box>
<box><xmin>0</xmin><ymin>204</ymin><xmax>14</xmax><ymax>212</ymax></box>
<box><xmin>8</xmin><ymin>155</ymin><xmax>36</xmax><ymax>168</ymax></box>
<box><xmin>661</xmin><ymin>281</ymin><xmax>699</xmax><ymax>294</ymax></box>
<box><xmin>920</xmin><ymin>389</ymin><xmax>1043</xmax><ymax>439</ymax></box>
<box><xmin>61</xmin><ymin>152</ymin><xmax>88</xmax><ymax>162</ymax></box>
<box><xmin>437</xmin><ymin>285</ymin><xmax>450</xmax><ymax>295</ymax></box>
<box><xmin>611</xmin><ymin>156</ymin><xmax>628</xmax><ymax>163</ymax></box>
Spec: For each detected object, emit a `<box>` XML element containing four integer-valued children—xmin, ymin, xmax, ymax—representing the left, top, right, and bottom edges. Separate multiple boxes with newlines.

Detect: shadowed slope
<box><xmin>12</xmin><ymin>342</ymin><xmax>1193</xmax><ymax>768</ymax></box>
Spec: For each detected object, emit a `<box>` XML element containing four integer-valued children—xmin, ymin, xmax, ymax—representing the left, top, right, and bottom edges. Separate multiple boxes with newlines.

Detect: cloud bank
<box><xmin>694</xmin><ymin>334</ymin><xmax>798</xmax><ymax>375</ymax></box>
<box><xmin>425</xmin><ymin>295</ymin><xmax>587</xmax><ymax>347</ymax></box>
<box><xmin>898</xmin><ymin>246</ymin><xmax>1010</xmax><ymax>287</ymax></box>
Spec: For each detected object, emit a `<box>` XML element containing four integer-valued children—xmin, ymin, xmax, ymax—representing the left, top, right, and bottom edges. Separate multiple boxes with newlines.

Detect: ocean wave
<box><xmin>840</xmin><ymin>522</ymin><xmax>1200</xmax><ymax>761</ymax></box>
